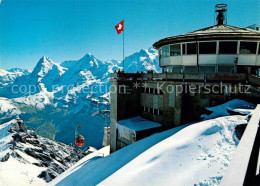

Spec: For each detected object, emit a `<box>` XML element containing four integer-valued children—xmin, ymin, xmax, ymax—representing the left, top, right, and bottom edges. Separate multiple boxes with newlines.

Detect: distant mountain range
<box><xmin>0</xmin><ymin>48</ymin><xmax>160</xmax><ymax>148</ymax></box>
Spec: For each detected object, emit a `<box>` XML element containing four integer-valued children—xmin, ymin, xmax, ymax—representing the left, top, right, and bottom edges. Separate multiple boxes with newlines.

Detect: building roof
<box><xmin>153</xmin><ymin>24</ymin><xmax>260</xmax><ymax>49</ymax></box>
<box><xmin>117</xmin><ymin>116</ymin><xmax>162</xmax><ymax>132</ymax></box>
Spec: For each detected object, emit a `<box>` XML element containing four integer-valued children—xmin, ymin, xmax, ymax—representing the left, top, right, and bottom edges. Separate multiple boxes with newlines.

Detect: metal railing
<box><xmin>221</xmin><ymin>104</ymin><xmax>260</xmax><ymax>186</ymax></box>
<box><xmin>111</xmin><ymin>72</ymin><xmax>260</xmax><ymax>87</ymax></box>
<box><xmin>111</xmin><ymin>72</ymin><xmax>248</xmax><ymax>82</ymax></box>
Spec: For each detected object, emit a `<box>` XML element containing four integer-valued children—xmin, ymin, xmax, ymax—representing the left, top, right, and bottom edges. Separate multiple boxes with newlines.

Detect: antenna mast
<box><xmin>215</xmin><ymin>4</ymin><xmax>227</xmax><ymax>25</ymax></box>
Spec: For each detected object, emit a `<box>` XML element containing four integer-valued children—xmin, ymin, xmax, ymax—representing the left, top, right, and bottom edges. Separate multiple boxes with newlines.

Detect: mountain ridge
<box><xmin>0</xmin><ymin>48</ymin><xmax>160</xmax><ymax>148</ymax></box>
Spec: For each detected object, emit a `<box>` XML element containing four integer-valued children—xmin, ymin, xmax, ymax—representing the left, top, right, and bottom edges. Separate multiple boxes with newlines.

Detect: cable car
<box><xmin>75</xmin><ymin>125</ymin><xmax>85</xmax><ymax>147</ymax></box>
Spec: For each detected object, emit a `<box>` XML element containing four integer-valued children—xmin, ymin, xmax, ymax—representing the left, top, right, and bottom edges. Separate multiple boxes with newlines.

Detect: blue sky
<box><xmin>0</xmin><ymin>0</ymin><xmax>259</xmax><ymax>69</ymax></box>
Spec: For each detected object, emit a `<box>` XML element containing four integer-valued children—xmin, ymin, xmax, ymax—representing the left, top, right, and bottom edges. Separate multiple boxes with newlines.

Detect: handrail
<box><xmin>111</xmin><ymin>72</ymin><xmax>248</xmax><ymax>82</ymax></box>
<box><xmin>221</xmin><ymin>104</ymin><xmax>260</xmax><ymax>186</ymax></box>
<box><xmin>248</xmin><ymin>74</ymin><xmax>260</xmax><ymax>86</ymax></box>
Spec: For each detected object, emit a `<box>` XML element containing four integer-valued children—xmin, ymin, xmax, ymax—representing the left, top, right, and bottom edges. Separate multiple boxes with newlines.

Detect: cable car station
<box><xmin>109</xmin><ymin>4</ymin><xmax>260</xmax><ymax>152</ymax></box>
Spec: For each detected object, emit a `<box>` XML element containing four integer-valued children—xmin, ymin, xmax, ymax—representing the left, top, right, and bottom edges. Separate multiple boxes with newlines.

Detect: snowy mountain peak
<box><xmin>139</xmin><ymin>48</ymin><xmax>147</xmax><ymax>54</ymax></box>
<box><xmin>81</xmin><ymin>53</ymin><xmax>92</xmax><ymax>59</ymax></box>
<box><xmin>39</xmin><ymin>56</ymin><xmax>53</xmax><ymax>64</ymax></box>
<box><xmin>0</xmin><ymin>69</ymin><xmax>10</xmax><ymax>76</ymax></box>
<box><xmin>137</xmin><ymin>48</ymin><xmax>157</xmax><ymax>56</ymax></box>
<box><xmin>147</xmin><ymin>47</ymin><xmax>156</xmax><ymax>53</ymax></box>
<box><xmin>80</xmin><ymin>53</ymin><xmax>102</xmax><ymax>68</ymax></box>
<box><xmin>121</xmin><ymin>48</ymin><xmax>160</xmax><ymax>73</ymax></box>
<box><xmin>7</xmin><ymin>68</ymin><xmax>29</xmax><ymax>74</ymax></box>
<box><xmin>31</xmin><ymin>56</ymin><xmax>66</xmax><ymax>80</ymax></box>
<box><xmin>106</xmin><ymin>59</ymin><xmax>121</xmax><ymax>65</ymax></box>
<box><xmin>32</xmin><ymin>56</ymin><xmax>54</xmax><ymax>75</ymax></box>
<box><xmin>60</xmin><ymin>53</ymin><xmax>105</xmax><ymax>77</ymax></box>
<box><xmin>0</xmin><ymin>69</ymin><xmax>29</xmax><ymax>88</ymax></box>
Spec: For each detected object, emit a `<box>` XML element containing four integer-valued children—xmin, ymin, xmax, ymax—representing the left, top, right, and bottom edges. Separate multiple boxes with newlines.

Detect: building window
<box><xmin>256</xmin><ymin>68</ymin><xmax>260</xmax><ymax>76</ymax></box>
<box><xmin>162</xmin><ymin>45</ymin><xmax>170</xmax><ymax>57</ymax></box>
<box><xmin>182</xmin><ymin>44</ymin><xmax>186</xmax><ymax>55</ymax></box>
<box><xmin>187</xmin><ymin>43</ymin><xmax>197</xmax><ymax>55</ymax></box>
<box><xmin>199</xmin><ymin>66</ymin><xmax>216</xmax><ymax>73</ymax></box>
<box><xmin>164</xmin><ymin>66</ymin><xmax>173</xmax><ymax>73</ymax></box>
<box><xmin>153</xmin><ymin>109</ymin><xmax>158</xmax><ymax>115</ymax></box>
<box><xmin>199</xmin><ymin>42</ymin><xmax>216</xmax><ymax>54</ymax></box>
<box><xmin>170</xmin><ymin>44</ymin><xmax>181</xmax><ymax>56</ymax></box>
<box><xmin>219</xmin><ymin>41</ymin><xmax>238</xmax><ymax>54</ymax></box>
<box><xmin>240</xmin><ymin>42</ymin><xmax>257</xmax><ymax>54</ymax></box>
<box><xmin>172</xmin><ymin>66</ymin><xmax>183</xmax><ymax>73</ymax></box>
<box><xmin>218</xmin><ymin>66</ymin><xmax>235</xmax><ymax>73</ymax></box>
<box><xmin>158</xmin><ymin>110</ymin><xmax>163</xmax><ymax>116</ymax></box>
<box><xmin>154</xmin><ymin>88</ymin><xmax>164</xmax><ymax>95</ymax></box>
<box><xmin>142</xmin><ymin>87</ymin><xmax>148</xmax><ymax>93</ymax></box>
<box><xmin>258</xmin><ymin>43</ymin><xmax>260</xmax><ymax>55</ymax></box>
<box><xmin>159</xmin><ymin>48</ymin><xmax>162</xmax><ymax>59</ymax></box>
<box><xmin>184</xmin><ymin>66</ymin><xmax>198</xmax><ymax>73</ymax></box>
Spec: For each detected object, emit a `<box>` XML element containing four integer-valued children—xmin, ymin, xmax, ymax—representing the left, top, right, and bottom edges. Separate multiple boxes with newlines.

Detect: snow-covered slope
<box><xmin>0</xmin><ymin>118</ymin><xmax>87</xmax><ymax>185</ymax></box>
<box><xmin>0</xmin><ymin>97</ymin><xmax>21</xmax><ymax>124</ymax></box>
<box><xmin>0</xmin><ymin>68</ymin><xmax>29</xmax><ymax>88</ymax></box>
<box><xmin>201</xmin><ymin>99</ymin><xmax>255</xmax><ymax>120</ymax></box>
<box><xmin>101</xmin><ymin>116</ymin><xmax>245</xmax><ymax>185</ymax></box>
<box><xmin>51</xmin><ymin>99</ymin><xmax>254</xmax><ymax>185</ymax></box>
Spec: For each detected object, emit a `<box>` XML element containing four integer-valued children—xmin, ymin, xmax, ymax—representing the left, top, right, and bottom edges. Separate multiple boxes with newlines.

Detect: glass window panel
<box><xmin>219</xmin><ymin>41</ymin><xmax>238</xmax><ymax>54</ymax></box>
<box><xmin>199</xmin><ymin>66</ymin><xmax>216</xmax><ymax>73</ymax></box>
<box><xmin>187</xmin><ymin>43</ymin><xmax>197</xmax><ymax>55</ymax></box>
<box><xmin>258</xmin><ymin>43</ymin><xmax>260</xmax><ymax>55</ymax></box>
<box><xmin>172</xmin><ymin>66</ymin><xmax>183</xmax><ymax>73</ymax></box>
<box><xmin>240</xmin><ymin>42</ymin><xmax>257</xmax><ymax>54</ymax></box>
<box><xmin>182</xmin><ymin>44</ymin><xmax>186</xmax><ymax>55</ymax></box>
<box><xmin>159</xmin><ymin>49</ymin><xmax>162</xmax><ymax>59</ymax></box>
<box><xmin>199</xmin><ymin>42</ymin><xmax>216</xmax><ymax>54</ymax></box>
<box><xmin>170</xmin><ymin>44</ymin><xmax>181</xmax><ymax>56</ymax></box>
<box><xmin>184</xmin><ymin>66</ymin><xmax>198</xmax><ymax>73</ymax></box>
<box><xmin>164</xmin><ymin>66</ymin><xmax>173</xmax><ymax>73</ymax></box>
<box><xmin>218</xmin><ymin>66</ymin><xmax>234</xmax><ymax>73</ymax></box>
<box><xmin>162</xmin><ymin>45</ymin><xmax>170</xmax><ymax>57</ymax></box>
<box><xmin>256</xmin><ymin>69</ymin><xmax>260</xmax><ymax>76</ymax></box>
<box><xmin>159</xmin><ymin>89</ymin><xmax>164</xmax><ymax>95</ymax></box>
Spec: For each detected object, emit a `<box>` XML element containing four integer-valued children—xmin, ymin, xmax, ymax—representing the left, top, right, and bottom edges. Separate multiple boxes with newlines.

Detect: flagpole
<box><xmin>123</xmin><ymin>19</ymin><xmax>125</xmax><ymax>71</ymax></box>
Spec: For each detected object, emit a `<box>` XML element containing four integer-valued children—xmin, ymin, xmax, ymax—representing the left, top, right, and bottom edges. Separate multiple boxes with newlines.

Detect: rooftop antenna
<box><xmin>215</xmin><ymin>4</ymin><xmax>227</xmax><ymax>25</ymax></box>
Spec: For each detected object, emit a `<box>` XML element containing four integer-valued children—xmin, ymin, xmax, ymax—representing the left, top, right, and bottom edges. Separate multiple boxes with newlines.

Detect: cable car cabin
<box><xmin>75</xmin><ymin>135</ymin><xmax>85</xmax><ymax>147</ymax></box>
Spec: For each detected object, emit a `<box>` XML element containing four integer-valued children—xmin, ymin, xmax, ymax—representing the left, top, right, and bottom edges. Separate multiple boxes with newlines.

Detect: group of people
<box><xmin>115</xmin><ymin>69</ymin><xmax>125</xmax><ymax>74</ymax></box>
<box><xmin>114</xmin><ymin>70</ymin><xmax>154</xmax><ymax>74</ymax></box>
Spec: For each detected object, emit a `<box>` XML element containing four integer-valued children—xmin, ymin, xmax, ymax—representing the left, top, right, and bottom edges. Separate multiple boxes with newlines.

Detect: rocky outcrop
<box><xmin>0</xmin><ymin>118</ymin><xmax>88</xmax><ymax>182</ymax></box>
<box><xmin>0</xmin><ymin>153</ymin><xmax>10</xmax><ymax>162</ymax></box>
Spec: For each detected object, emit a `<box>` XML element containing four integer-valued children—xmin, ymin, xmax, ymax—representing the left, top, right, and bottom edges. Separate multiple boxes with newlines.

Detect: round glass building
<box><xmin>153</xmin><ymin>4</ymin><xmax>260</xmax><ymax>76</ymax></box>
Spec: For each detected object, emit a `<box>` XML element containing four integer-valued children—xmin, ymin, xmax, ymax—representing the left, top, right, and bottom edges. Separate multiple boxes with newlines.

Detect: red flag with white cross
<box><xmin>115</xmin><ymin>20</ymin><xmax>124</xmax><ymax>34</ymax></box>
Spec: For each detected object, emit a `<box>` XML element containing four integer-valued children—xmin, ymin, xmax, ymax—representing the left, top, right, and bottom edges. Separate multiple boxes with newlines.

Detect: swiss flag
<box><xmin>115</xmin><ymin>20</ymin><xmax>124</xmax><ymax>34</ymax></box>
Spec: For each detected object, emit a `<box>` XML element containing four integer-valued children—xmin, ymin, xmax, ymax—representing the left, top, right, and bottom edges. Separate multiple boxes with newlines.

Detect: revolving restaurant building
<box><xmin>153</xmin><ymin>4</ymin><xmax>260</xmax><ymax>75</ymax></box>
